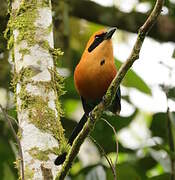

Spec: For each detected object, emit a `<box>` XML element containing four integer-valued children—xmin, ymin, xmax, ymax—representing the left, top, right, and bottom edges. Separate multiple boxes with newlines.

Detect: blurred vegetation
<box><xmin>0</xmin><ymin>0</ymin><xmax>175</xmax><ymax>179</ymax></box>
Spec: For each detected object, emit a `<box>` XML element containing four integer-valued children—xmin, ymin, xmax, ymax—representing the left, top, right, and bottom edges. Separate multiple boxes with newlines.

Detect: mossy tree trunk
<box><xmin>5</xmin><ymin>0</ymin><xmax>67</xmax><ymax>179</ymax></box>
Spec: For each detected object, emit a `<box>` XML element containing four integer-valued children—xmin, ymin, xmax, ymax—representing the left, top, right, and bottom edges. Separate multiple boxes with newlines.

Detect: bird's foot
<box><xmin>88</xmin><ymin>111</ymin><xmax>96</xmax><ymax>122</ymax></box>
<box><xmin>101</xmin><ymin>95</ymin><xmax>107</xmax><ymax>106</ymax></box>
<box><xmin>88</xmin><ymin>111</ymin><xmax>92</xmax><ymax>120</ymax></box>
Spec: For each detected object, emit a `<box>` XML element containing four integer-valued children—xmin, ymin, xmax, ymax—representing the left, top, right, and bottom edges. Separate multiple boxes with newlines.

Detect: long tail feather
<box><xmin>54</xmin><ymin>114</ymin><xmax>87</xmax><ymax>165</ymax></box>
<box><xmin>68</xmin><ymin>113</ymin><xmax>87</xmax><ymax>145</ymax></box>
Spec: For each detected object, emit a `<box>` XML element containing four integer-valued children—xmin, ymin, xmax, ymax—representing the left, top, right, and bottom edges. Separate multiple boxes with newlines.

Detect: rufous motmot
<box><xmin>54</xmin><ymin>27</ymin><xmax>121</xmax><ymax>165</ymax></box>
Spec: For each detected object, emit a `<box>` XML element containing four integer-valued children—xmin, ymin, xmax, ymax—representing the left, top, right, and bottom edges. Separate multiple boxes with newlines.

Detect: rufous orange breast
<box><xmin>74</xmin><ymin>38</ymin><xmax>116</xmax><ymax>100</ymax></box>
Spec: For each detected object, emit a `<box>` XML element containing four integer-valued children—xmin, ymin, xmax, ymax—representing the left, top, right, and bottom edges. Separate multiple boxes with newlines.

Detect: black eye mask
<box><xmin>88</xmin><ymin>32</ymin><xmax>107</xmax><ymax>52</ymax></box>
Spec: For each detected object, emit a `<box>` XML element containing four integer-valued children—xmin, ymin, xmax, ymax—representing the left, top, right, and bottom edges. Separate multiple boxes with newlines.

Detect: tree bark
<box><xmin>66</xmin><ymin>0</ymin><xmax>175</xmax><ymax>42</ymax></box>
<box><xmin>6</xmin><ymin>0</ymin><xmax>66</xmax><ymax>179</ymax></box>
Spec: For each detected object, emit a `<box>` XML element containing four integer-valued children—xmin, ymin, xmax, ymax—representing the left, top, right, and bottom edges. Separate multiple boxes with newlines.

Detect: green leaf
<box><xmin>167</xmin><ymin>87</ymin><xmax>175</xmax><ymax>100</ymax></box>
<box><xmin>60</xmin><ymin>117</ymin><xmax>77</xmax><ymax>138</ymax></box>
<box><xmin>148</xmin><ymin>173</ymin><xmax>171</xmax><ymax>180</ymax></box>
<box><xmin>169</xmin><ymin>112</ymin><xmax>175</xmax><ymax>127</ymax></box>
<box><xmin>106</xmin><ymin>163</ymin><xmax>141</xmax><ymax>180</ymax></box>
<box><xmin>64</xmin><ymin>76</ymin><xmax>80</xmax><ymax>100</ymax></box>
<box><xmin>0</xmin><ymin>138</ymin><xmax>17</xmax><ymax>180</ymax></box>
<box><xmin>149</xmin><ymin>149</ymin><xmax>171</xmax><ymax>172</ymax></box>
<box><xmin>3</xmin><ymin>163</ymin><xmax>15</xmax><ymax>180</ymax></box>
<box><xmin>63</xmin><ymin>99</ymin><xmax>79</xmax><ymax>117</ymax></box>
<box><xmin>115</xmin><ymin>59</ymin><xmax>152</xmax><ymax>95</ymax></box>
<box><xmin>72</xmin><ymin>164</ymin><xmax>103</xmax><ymax>179</ymax></box>
<box><xmin>136</xmin><ymin>156</ymin><xmax>157</xmax><ymax>175</ymax></box>
<box><xmin>0</xmin><ymin>120</ymin><xmax>18</xmax><ymax>179</ymax></box>
<box><xmin>91</xmin><ymin>110</ymin><xmax>137</xmax><ymax>153</ymax></box>
<box><xmin>150</xmin><ymin>113</ymin><xmax>168</xmax><ymax>142</ymax></box>
<box><xmin>152</xmin><ymin>144</ymin><xmax>175</xmax><ymax>160</ymax></box>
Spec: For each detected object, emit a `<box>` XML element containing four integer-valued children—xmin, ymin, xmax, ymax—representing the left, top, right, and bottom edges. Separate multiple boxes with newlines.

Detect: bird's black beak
<box><xmin>104</xmin><ymin>27</ymin><xmax>117</xmax><ymax>40</ymax></box>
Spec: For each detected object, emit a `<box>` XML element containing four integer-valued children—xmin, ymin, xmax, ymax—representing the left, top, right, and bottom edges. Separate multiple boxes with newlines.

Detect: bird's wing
<box><xmin>110</xmin><ymin>86</ymin><xmax>121</xmax><ymax>115</ymax></box>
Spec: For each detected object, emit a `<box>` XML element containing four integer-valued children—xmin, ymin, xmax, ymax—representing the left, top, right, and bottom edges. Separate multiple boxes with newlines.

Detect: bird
<box><xmin>54</xmin><ymin>27</ymin><xmax>121</xmax><ymax>166</ymax></box>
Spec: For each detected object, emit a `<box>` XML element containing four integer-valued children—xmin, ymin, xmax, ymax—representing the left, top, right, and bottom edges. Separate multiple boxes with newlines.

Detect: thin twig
<box><xmin>56</xmin><ymin>1</ymin><xmax>164</xmax><ymax>179</ymax></box>
<box><xmin>101</xmin><ymin>118</ymin><xmax>119</xmax><ymax>170</ymax></box>
<box><xmin>0</xmin><ymin>104</ymin><xmax>25</xmax><ymax>180</ymax></box>
<box><xmin>161</xmin><ymin>76</ymin><xmax>175</xmax><ymax>180</ymax></box>
<box><xmin>7</xmin><ymin>114</ymin><xmax>23</xmax><ymax>133</ymax></box>
<box><xmin>89</xmin><ymin>136</ymin><xmax>116</xmax><ymax>180</ymax></box>
<box><xmin>166</xmin><ymin>107</ymin><xmax>175</xmax><ymax>180</ymax></box>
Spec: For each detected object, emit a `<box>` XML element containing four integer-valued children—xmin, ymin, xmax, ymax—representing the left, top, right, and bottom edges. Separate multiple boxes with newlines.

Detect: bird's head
<box><xmin>74</xmin><ymin>27</ymin><xmax>117</xmax><ymax>100</ymax></box>
<box><xmin>81</xmin><ymin>27</ymin><xmax>117</xmax><ymax>63</ymax></box>
<box><xmin>86</xmin><ymin>27</ymin><xmax>116</xmax><ymax>53</ymax></box>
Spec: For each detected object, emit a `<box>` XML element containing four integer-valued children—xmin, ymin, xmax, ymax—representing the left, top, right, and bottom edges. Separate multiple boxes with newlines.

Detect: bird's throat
<box><xmin>74</xmin><ymin>61</ymin><xmax>116</xmax><ymax>100</ymax></box>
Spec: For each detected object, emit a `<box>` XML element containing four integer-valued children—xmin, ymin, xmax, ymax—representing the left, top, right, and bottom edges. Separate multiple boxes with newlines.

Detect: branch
<box><xmin>102</xmin><ymin>118</ymin><xmax>119</xmax><ymax>170</ymax></box>
<box><xmin>161</xmin><ymin>71</ymin><xmax>175</xmax><ymax>180</ymax></box>
<box><xmin>101</xmin><ymin>118</ymin><xmax>119</xmax><ymax>180</ymax></box>
<box><xmin>63</xmin><ymin>0</ymin><xmax>174</xmax><ymax>42</ymax></box>
<box><xmin>89</xmin><ymin>136</ymin><xmax>116</xmax><ymax>180</ymax></box>
<box><xmin>56</xmin><ymin>0</ymin><xmax>164</xmax><ymax>179</ymax></box>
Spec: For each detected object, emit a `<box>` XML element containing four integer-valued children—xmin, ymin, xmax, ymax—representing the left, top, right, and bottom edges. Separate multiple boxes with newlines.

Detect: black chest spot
<box><xmin>100</xmin><ymin>59</ymin><xmax>105</xmax><ymax>66</ymax></box>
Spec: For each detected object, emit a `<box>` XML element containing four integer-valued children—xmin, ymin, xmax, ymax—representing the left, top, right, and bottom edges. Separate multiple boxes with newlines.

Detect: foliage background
<box><xmin>0</xmin><ymin>0</ymin><xmax>175</xmax><ymax>179</ymax></box>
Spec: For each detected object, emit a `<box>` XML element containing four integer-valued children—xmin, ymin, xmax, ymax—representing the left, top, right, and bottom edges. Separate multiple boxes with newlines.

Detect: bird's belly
<box><xmin>74</xmin><ymin>64</ymin><xmax>116</xmax><ymax>100</ymax></box>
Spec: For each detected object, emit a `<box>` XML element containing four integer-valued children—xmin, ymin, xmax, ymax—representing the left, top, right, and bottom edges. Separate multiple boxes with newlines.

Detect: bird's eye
<box><xmin>88</xmin><ymin>33</ymin><xmax>106</xmax><ymax>52</ymax></box>
<box><xmin>95</xmin><ymin>32</ymin><xmax>107</xmax><ymax>40</ymax></box>
<box><xmin>95</xmin><ymin>36</ymin><xmax>100</xmax><ymax>40</ymax></box>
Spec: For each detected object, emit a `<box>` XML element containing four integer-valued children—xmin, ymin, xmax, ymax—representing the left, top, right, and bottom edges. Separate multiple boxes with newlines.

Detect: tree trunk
<box><xmin>6</xmin><ymin>0</ymin><xmax>67</xmax><ymax>179</ymax></box>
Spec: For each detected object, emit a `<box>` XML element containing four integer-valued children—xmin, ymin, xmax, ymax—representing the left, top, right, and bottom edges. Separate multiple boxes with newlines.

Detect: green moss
<box><xmin>17</xmin><ymin>79</ymin><xmax>69</xmax><ymax>162</ymax></box>
<box><xmin>14</xmin><ymin>158</ymin><xmax>21</xmax><ymax>179</ymax></box>
<box><xmin>6</xmin><ymin>33</ymin><xmax>14</xmax><ymax>50</ymax></box>
<box><xmin>39</xmin><ymin>40</ymin><xmax>50</xmax><ymax>49</ymax></box>
<box><xmin>5</xmin><ymin>1</ymin><xmax>37</xmax><ymax>47</ymax></box>
<box><xmin>50</xmin><ymin>48</ymin><xmax>64</xmax><ymax>64</ymax></box>
<box><xmin>40</xmin><ymin>40</ymin><xmax>64</xmax><ymax>64</ymax></box>
<box><xmin>5</xmin><ymin>0</ymin><xmax>66</xmax><ymax>157</ymax></box>
<box><xmin>25</xmin><ymin>166</ymin><xmax>34</xmax><ymax>180</ymax></box>
<box><xmin>29</xmin><ymin>147</ymin><xmax>50</xmax><ymax>161</ymax></box>
<box><xmin>29</xmin><ymin>96</ymin><xmax>56</xmax><ymax>131</ymax></box>
<box><xmin>16</xmin><ymin>76</ymin><xmax>65</xmax><ymax>141</ymax></box>
<box><xmin>28</xmin><ymin>95</ymin><xmax>66</xmax><ymax>142</ymax></box>
<box><xmin>10</xmin><ymin>56</ymin><xmax>67</xmax><ymax>162</ymax></box>
<box><xmin>5</xmin><ymin>1</ymin><xmax>64</xmax><ymax>70</ymax></box>
<box><xmin>4</xmin><ymin>0</ymin><xmax>54</xmax><ymax>50</ymax></box>
<box><xmin>41</xmin><ymin>0</ymin><xmax>51</xmax><ymax>7</ymax></box>
<box><xmin>5</xmin><ymin>0</ymin><xmax>68</xmax><ymax>173</ymax></box>
<box><xmin>17</xmin><ymin>129</ymin><xmax>22</xmax><ymax>140</ymax></box>
<box><xmin>28</xmin><ymin>145</ymin><xmax>70</xmax><ymax>162</ymax></box>
<box><xmin>47</xmin><ymin>24</ymin><xmax>53</xmax><ymax>34</ymax></box>
<box><xmin>20</xmin><ymin>68</ymin><xmax>35</xmax><ymax>81</ymax></box>
<box><xmin>49</xmin><ymin>68</ymin><xmax>65</xmax><ymax>97</ymax></box>
<box><xmin>19</xmin><ymin>48</ymin><xmax>30</xmax><ymax>60</ymax></box>
<box><xmin>11</xmin><ymin>47</ymin><xmax>15</xmax><ymax>62</ymax></box>
<box><xmin>37</xmin><ymin>60</ymin><xmax>41</xmax><ymax>65</ymax></box>
<box><xmin>19</xmin><ymin>86</ymin><xmax>31</xmax><ymax>109</ymax></box>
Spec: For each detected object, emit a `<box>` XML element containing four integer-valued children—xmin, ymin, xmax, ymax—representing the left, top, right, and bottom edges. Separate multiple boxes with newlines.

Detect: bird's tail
<box><xmin>68</xmin><ymin>113</ymin><xmax>87</xmax><ymax>145</ymax></box>
<box><xmin>54</xmin><ymin>113</ymin><xmax>87</xmax><ymax>165</ymax></box>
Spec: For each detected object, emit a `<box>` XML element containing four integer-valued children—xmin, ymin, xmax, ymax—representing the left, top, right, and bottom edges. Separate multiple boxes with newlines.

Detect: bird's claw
<box><xmin>88</xmin><ymin>111</ymin><xmax>94</xmax><ymax>121</ymax></box>
<box><xmin>102</xmin><ymin>95</ymin><xmax>107</xmax><ymax>105</ymax></box>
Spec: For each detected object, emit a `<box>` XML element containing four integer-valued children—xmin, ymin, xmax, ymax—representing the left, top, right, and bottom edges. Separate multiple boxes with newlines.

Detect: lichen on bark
<box><xmin>5</xmin><ymin>0</ymin><xmax>67</xmax><ymax>179</ymax></box>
